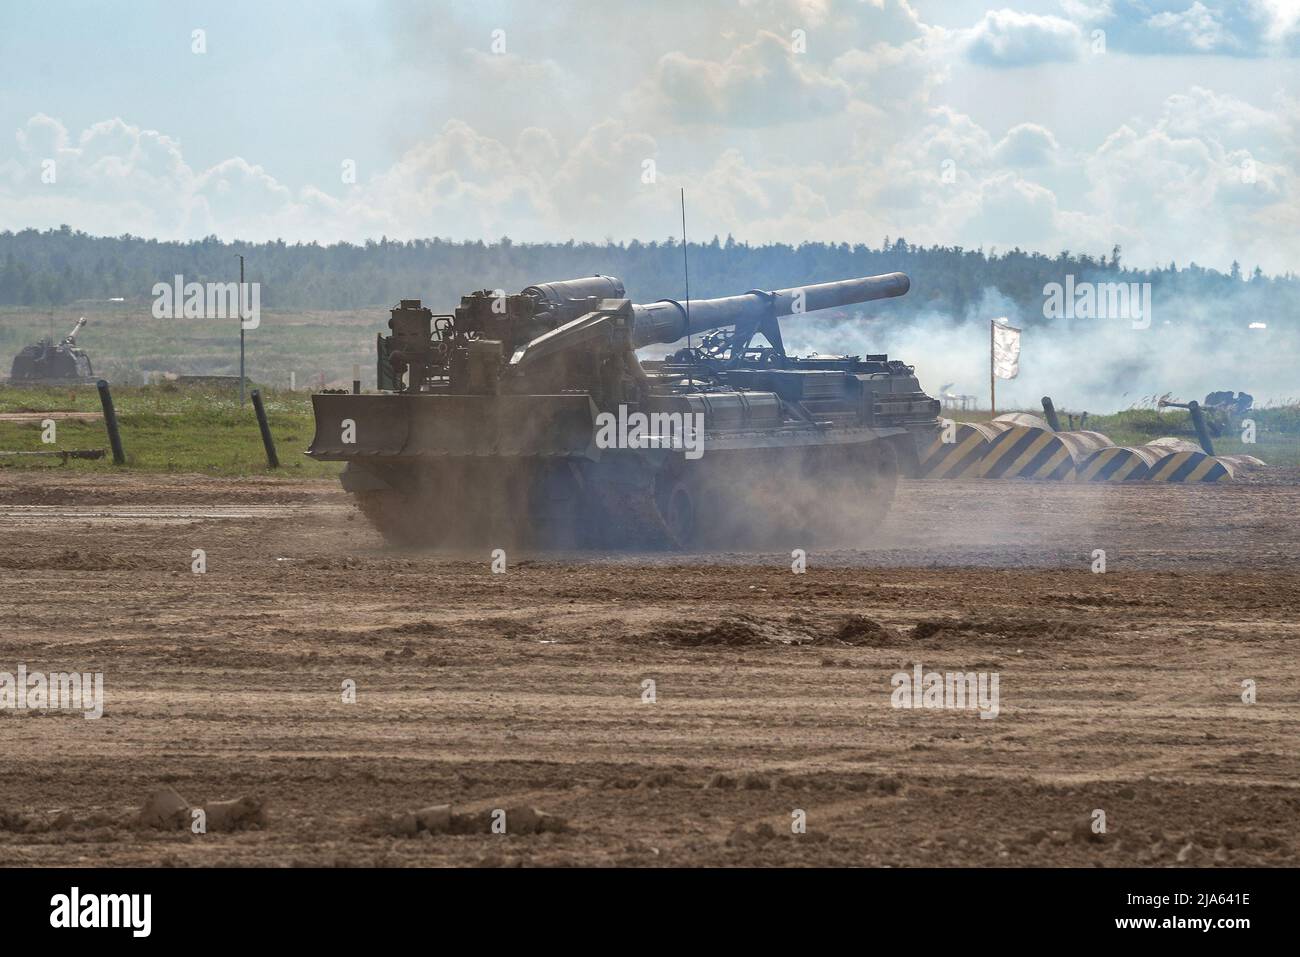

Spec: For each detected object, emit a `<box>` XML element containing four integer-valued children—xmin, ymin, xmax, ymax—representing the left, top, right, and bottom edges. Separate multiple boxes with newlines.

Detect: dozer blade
<box><xmin>308</xmin><ymin>393</ymin><xmax>601</xmax><ymax>459</ymax></box>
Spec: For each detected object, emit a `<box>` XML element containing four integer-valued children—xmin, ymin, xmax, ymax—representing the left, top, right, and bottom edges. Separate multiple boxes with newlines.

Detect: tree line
<box><xmin>1</xmin><ymin>226</ymin><xmax>1295</xmax><ymax>328</ymax></box>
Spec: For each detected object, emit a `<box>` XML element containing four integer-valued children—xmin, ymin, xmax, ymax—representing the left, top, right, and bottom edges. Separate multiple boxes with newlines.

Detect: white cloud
<box><xmin>15</xmin><ymin>113</ymin><xmax>72</xmax><ymax>156</ymax></box>
<box><xmin>1084</xmin><ymin>0</ymin><xmax>1298</xmax><ymax>56</ymax></box>
<box><xmin>637</xmin><ymin>31</ymin><xmax>851</xmax><ymax>126</ymax></box>
<box><xmin>1077</xmin><ymin>87</ymin><xmax>1290</xmax><ymax>265</ymax></box>
<box><xmin>831</xmin><ymin>35</ymin><xmax>949</xmax><ymax>116</ymax></box>
<box><xmin>975</xmin><ymin>2</ymin><xmax>1300</xmax><ymax>59</ymax></box>
<box><xmin>963</xmin><ymin>9</ymin><xmax>1084</xmax><ymax>65</ymax></box>
<box><xmin>1148</xmin><ymin>2</ymin><xmax>1233</xmax><ymax>52</ymax></box>
<box><xmin>993</xmin><ymin>122</ymin><xmax>1061</xmax><ymax>166</ymax></box>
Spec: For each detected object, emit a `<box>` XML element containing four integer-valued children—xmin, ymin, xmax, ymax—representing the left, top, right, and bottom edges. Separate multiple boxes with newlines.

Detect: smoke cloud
<box><xmin>780</xmin><ymin>286</ymin><xmax>1296</xmax><ymax>414</ymax></box>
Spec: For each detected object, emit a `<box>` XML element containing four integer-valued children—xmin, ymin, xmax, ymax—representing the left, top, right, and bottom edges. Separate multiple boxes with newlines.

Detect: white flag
<box><xmin>992</xmin><ymin>320</ymin><xmax>1021</xmax><ymax>380</ymax></box>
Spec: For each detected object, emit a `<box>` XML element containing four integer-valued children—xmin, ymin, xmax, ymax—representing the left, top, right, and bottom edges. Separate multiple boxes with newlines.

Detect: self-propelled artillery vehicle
<box><xmin>307</xmin><ymin>272</ymin><xmax>939</xmax><ymax>548</ymax></box>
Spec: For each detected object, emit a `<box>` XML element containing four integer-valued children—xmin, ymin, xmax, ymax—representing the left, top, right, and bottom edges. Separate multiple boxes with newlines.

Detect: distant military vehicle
<box><xmin>1203</xmin><ymin>390</ymin><xmax>1253</xmax><ymax>415</ymax></box>
<box><xmin>308</xmin><ymin>272</ymin><xmax>940</xmax><ymax>549</ymax></box>
<box><xmin>9</xmin><ymin>317</ymin><xmax>95</xmax><ymax>384</ymax></box>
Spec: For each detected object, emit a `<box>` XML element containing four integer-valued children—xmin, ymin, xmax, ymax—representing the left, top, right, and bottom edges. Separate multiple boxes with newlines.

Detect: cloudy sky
<box><xmin>1</xmin><ymin>0</ymin><xmax>1297</xmax><ymax>272</ymax></box>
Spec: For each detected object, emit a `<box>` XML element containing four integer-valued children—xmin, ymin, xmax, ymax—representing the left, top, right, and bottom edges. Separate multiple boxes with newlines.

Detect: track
<box><xmin>0</xmin><ymin>470</ymin><xmax>1297</xmax><ymax>866</ymax></box>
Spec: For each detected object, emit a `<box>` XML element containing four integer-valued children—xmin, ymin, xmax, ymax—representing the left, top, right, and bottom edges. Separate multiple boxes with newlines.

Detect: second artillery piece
<box><xmin>8</xmin><ymin>317</ymin><xmax>95</xmax><ymax>384</ymax></box>
<box><xmin>308</xmin><ymin>271</ymin><xmax>940</xmax><ymax>548</ymax></box>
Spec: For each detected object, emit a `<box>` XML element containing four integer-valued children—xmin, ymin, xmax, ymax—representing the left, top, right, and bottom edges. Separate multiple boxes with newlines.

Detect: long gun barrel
<box><xmin>630</xmin><ymin>272</ymin><xmax>910</xmax><ymax>348</ymax></box>
<box><xmin>62</xmin><ymin>317</ymin><xmax>87</xmax><ymax>345</ymax></box>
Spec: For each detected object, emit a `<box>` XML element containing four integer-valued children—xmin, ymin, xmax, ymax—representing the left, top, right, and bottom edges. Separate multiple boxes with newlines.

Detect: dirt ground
<box><xmin>0</xmin><ymin>467</ymin><xmax>1297</xmax><ymax>867</ymax></box>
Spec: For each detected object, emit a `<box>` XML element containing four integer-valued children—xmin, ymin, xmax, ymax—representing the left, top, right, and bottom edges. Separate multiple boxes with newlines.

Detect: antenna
<box><xmin>680</xmin><ymin>187</ymin><xmax>691</xmax><ymax>352</ymax></box>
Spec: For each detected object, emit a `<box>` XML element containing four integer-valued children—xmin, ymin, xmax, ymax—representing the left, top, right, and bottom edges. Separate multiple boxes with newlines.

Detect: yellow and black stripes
<box><xmin>916</xmin><ymin>425</ymin><xmax>1253</xmax><ymax>482</ymax></box>
<box><xmin>1218</xmin><ymin>453</ymin><xmax>1266</xmax><ymax>469</ymax></box>
<box><xmin>976</xmin><ymin>427</ymin><xmax>1112</xmax><ymax>481</ymax></box>
<box><xmin>1075</xmin><ymin>446</ymin><xmax>1163</xmax><ymax>482</ymax></box>
<box><xmin>1143</xmin><ymin>450</ymin><xmax>1233</xmax><ymax>482</ymax></box>
<box><xmin>917</xmin><ymin>422</ymin><xmax>1006</xmax><ymax>478</ymax></box>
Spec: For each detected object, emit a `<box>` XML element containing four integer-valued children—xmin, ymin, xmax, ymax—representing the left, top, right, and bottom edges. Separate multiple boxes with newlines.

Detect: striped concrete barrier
<box><xmin>1071</xmin><ymin>442</ymin><xmax>1242</xmax><ymax>486</ymax></box>
<box><xmin>1143</xmin><ymin>437</ymin><xmax>1251</xmax><ymax>481</ymax></box>
<box><xmin>991</xmin><ymin>412</ymin><xmax>1051</xmax><ymax>430</ymax></box>
<box><xmin>1146</xmin><ymin>436</ymin><xmax>1202</xmax><ymax>454</ymax></box>
<box><xmin>917</xmin><ymin>421</ymin><xmax>1010</xmax><ymax>478</ymax></box>
<box><xmin>920</xmin><ymin>413</ymin><xmax>1104</xmax><ymax>480</ymax></box>
<box><xmin>1218</xmin><ymin>453</ymin><xmax>1266</xmax><ymax>469</ymax></box>
<box><xmin>1078</xmin><ymin>437</ymin><xmax>1254</xmax><ymax>483</ymax></box>
<box><xmin>1142</xmin><ymin>449</ymin><xmax>1234</xmax><ymax>482</ymax></box>
<box><xmin>976</xmin><ymin>427</ymin><xmax>1113</xmax><ymax>480</ymax></box>
<box><xmin>924</xmin><ymin>424</ymin><xmax>1262</xmax><ymax>484</ymax></box>
<box><xmin>1074</xmin><ymin>444</ymin><xmax>1165</xmax><ymax>482</ymax></box>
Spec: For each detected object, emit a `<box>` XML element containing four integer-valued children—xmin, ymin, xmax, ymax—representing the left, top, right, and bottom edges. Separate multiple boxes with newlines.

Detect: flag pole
<box><xmin>989</xmin><ymin>319</ymin><xmax>996</xmax><ymax>418</ymax></box>
<box><xmin>238</xmin><ymin>253</ymin><xmax>246</xmax><ymax>407</ymax></box>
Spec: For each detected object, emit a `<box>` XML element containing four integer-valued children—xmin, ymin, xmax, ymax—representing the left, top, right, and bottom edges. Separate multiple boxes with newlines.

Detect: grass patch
<box><xmin>0</xmin><ymin>303</ymin><xmax>377</xmax><ymax>391</ymax></box>
<box><xmin>7</xmin><ymin>387</ymin><xmax>1298</xmax><ymax>476</ymax></box>
<box><xmin>0</xmin><ymin>383</ymin><xmax>341</xmax><ymax>478</ymax></box>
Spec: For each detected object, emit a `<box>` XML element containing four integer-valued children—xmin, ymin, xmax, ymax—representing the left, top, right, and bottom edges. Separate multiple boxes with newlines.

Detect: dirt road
<box><xmin>1</xmin><ymin>470</ymin><xmax>1296</xmax><ymax>866</ymax></box>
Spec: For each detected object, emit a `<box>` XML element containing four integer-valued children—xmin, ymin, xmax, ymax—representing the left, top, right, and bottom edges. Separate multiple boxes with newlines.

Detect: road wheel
<box><xmin>655</xmin><ymin>476</ymin><xmax>697</xmax><ymax>549</ymax></box>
